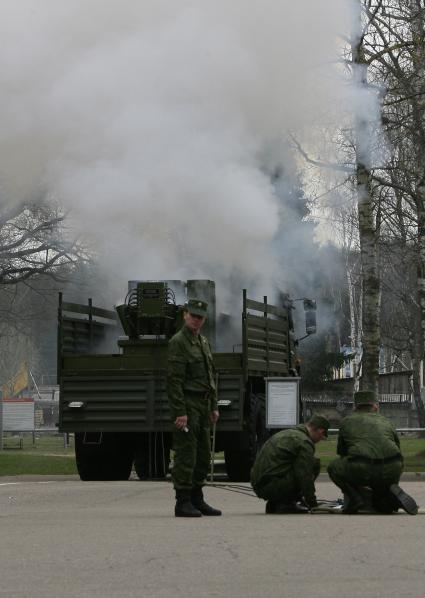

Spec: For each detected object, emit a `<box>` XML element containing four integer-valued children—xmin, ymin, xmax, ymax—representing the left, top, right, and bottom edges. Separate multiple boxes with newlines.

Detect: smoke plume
<box><xmin>0</xmin><ymin>1</ymin><xmax>364</xmax><ymax>307</ymax></box>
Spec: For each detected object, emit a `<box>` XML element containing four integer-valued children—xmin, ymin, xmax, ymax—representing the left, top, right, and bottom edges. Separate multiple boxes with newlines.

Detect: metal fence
<box><xmin>301</xmin><ymin>393</ymin><xmax>419</xmax><ymax>428</ymax></box>
<box><xmin>1</xmin><ymin>430</ymin><xmax>73</xmax><ymax>450</ymax></box>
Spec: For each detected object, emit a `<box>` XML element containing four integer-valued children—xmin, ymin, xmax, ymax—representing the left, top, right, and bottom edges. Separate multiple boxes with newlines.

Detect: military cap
<box><xmin>308</xmin><ymin>413</ymin><xmax>330</xmax><ymax>437</ymax></box>
<box><xmin>185</xmin><ymin>298</ymin><xmax>208</xmax><ymax>317</ymax></box>
<box><xmin>354</xmin><ymin>390</ymin><xmax>378</xmax><ymax>405</ymax></box>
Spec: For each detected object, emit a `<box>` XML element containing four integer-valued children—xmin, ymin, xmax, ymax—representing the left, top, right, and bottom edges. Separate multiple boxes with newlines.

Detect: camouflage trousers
<box><xmin>327</xmin><ymin>456</ymin><xmax>403</xmax><ymax>500</ymax></box>
<box><xmin>172</xmin><ymin>396</ymin><xmax>211</xmax><ymax>490</ymax></box>
<box><xmin>252</xmin><ymin>458</ymin><xmax>321</xmax><ymax>503</ymax></box>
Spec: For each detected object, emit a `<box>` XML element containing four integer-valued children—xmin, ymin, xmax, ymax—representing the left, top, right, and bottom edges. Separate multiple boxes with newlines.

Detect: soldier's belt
<box><xmin>349</xmin><ymin>454</ymin><xmax>401</xmax><ymax>465</ymax></box>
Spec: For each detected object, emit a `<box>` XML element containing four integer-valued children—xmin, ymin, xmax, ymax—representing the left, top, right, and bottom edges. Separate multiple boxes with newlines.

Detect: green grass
<box><xmin>316</xmin><ymin>436</ymin><xmax>425</xmax><ymax>472</ymax></box>
<box><xmin>0</xmin><ymin>453</ymin><xmax>77</xmax><ymax>476</ymax></box>
<box><xmin>0</xmin><ymin>433</ymin><xmax>424</xmax><ymax>477</ymax></box>
<box><xmin>0</xmin><ymin>433</ymin><xmax>77</xmax><ymax>476</ymax></box>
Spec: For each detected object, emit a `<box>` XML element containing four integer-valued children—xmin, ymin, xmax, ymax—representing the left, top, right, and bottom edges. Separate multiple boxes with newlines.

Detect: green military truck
<box><xmin>57</xmin><ymin>279</ymin><xmax>316</xmax><ymax>481</ymax></box>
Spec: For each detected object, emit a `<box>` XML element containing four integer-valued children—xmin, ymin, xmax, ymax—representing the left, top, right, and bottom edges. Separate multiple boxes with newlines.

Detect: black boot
<box><xmin>358</xmin><ymin>487</ymin><xmax>374</xmax><ymax>511</ymax></box>
<box><xmin>372</xmin><ymin>490</ymin><xmax>399</xmax><ymax>514</ymax></box>
<box><xmin>175</xmin><ymin>489</ymin><xmax>202</xmax><ymax>517</ymax></box>
<box><xmin>389</xmin><ymin>484</ymin><xmax>418</xmax><ymax>515</ymax></box>
<box><xmin>341</xmin><ymin>484</ymin><xmax>366</xmax><ymax>514</ymax></box>
<box><xmin>265</xmin><ymin>500</ymin><xmax>277</xmax><ymax>514</ymax></box>
<box><xmin>191</xmin><ymin>487</ymin><xmax>222</xmax><ymax>516</ymax></box>
<box><xmin>273</xmin><ymin>502</ymin><xmax>310</xmax><ymax>514</ymax></box>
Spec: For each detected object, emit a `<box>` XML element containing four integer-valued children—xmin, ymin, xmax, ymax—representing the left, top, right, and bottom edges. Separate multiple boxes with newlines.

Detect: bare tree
<box><xmin>0</xmin><ymin>199</ymin><xmax>91</xmax><ymax>385</ymax></box>
<box><xmin>358</xmin><ymin>0</ymin><xmax>425</xmax><ymax>423</ymax></box>
<box><xmin>0</xmin><ymin>200</ymin><xmax>88</xmax><ymax>286</ymax></box>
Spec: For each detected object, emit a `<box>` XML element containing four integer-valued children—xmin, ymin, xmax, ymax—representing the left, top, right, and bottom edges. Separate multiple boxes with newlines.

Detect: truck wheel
<box><xmin>134</xmin><ymin>433</ymin><xmax>171</xmax><ymax>480</ymax></box>
<box><xmin>75</xmin><ymin>433</ymin><xmax>134</xmax><ymax>481</ymax></box>
<box><xmin>109</xmin><ymin>435</ymin><xmax>134</xmax><ymax>480</ymax></box>
<box><xmin>224</xmin><ymin>394</ymin><xmax>268</xmax><ymax>482</ymax></box>
<box><xmin>224</xmin><ymin>449</ymin><xmax>251</xmax><ymax>482</ymax></box>
<box><xmin>249</xmin><ymin>393</ymin><xmax>268</xmax><ymax>463</ymax></box>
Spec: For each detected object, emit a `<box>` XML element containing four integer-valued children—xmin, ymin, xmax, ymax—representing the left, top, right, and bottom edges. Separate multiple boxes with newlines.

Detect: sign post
<box><xmin>265</xmin><ymin>377</ymin><xmax>300</xmax><ymax>429</ymax></box>
<box><xmin>0</xmin><ymin>389</ymin><xmax>3</xmax><ymax>450</ymax></box>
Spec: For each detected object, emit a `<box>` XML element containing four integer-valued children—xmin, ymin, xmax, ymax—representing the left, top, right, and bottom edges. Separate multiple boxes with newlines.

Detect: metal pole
<box><xmin>328</xmin><ymin>427</ymin><xmax>425</xmax><ymax>433</ymax></box>
<box><xmin>0</xmin><ymin>392</ymin><xmax>3</xmax><ymax>451</ymax></box>
<box><xmin>29</xmin><ymin>369</ymin><xmax>43</xmax><ymax>401</ymax></box>
<box><xmin>210</xmin><ymin>372</ymin><xmax>219</xmax><ymax>482</ymax></box>
<box><xmin>210</xmin><ymin>422</ymin><xmax>216</xmax><ymax>482</ymax></box>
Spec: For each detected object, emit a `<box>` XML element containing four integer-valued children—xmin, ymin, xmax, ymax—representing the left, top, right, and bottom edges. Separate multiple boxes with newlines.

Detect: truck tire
<box><xmin>134</xmin><ymin>432</ymin><xmax>171</xmax><ymax>480</ymax></box>
<box><xmin>75</xmin><ymin>432</ymin><xmax>134</xmax><ymax>481</ymax></box>
<box><xmin>224</xmin><ymin>393</ymin><xmax>268</xmax><ymax>482</ymax></box>
<box><xmin>224</xmin><ymin>449</ymin><xmax>251</xmax><ymax>482</ymax></box>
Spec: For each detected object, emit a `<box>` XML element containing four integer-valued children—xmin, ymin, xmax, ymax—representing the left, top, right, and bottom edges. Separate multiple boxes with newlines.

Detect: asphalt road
<box><xmin>1</xmin><ymin>477</ymin><xmax>425</xmax><ymax>598</ymax></box>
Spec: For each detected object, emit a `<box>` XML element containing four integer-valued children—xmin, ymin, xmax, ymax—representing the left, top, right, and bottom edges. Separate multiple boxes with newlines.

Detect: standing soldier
<box><xmin>167</xmin><ymin>299</ymin><xmax>222</xmax><ymax>517</ymax></box>
<box><xmin>328</xmin><ymin>391</ymin><xmax>418</xmax><ymax>514</ymax></box>
<box><xmin>250</xmin><ymin>414</ymin><xmax>330</xmax><ymax>513</ymax></box>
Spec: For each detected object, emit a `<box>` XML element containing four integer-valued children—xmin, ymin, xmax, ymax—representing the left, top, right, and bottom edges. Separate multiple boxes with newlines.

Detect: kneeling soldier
<box><xmin>327</xmin><ymin>390</ymin><xmax>418</xmax><ymax>515</ymax></box>
<box><xmin>250</xmin><ymin>414</ymin><xmax>330</xmax><ymax>514</ymax></box>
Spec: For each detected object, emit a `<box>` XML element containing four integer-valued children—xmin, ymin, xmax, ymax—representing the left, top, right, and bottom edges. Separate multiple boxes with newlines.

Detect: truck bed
<box><xmin>59</xmin><ymin>353</ymin><xmax>244</xmax><ymax>433</ymax></box>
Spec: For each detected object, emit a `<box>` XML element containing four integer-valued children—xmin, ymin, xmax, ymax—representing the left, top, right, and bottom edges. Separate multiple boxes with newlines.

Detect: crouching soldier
<box><xmin>327</xmin><ymin>391</ymin><xmax>418</xmax><ymax>515</ymax></box>
<box><xmin>250</xmin><ymin>414</ymin><xmax>330</xmax><ymax>514</ymax></box>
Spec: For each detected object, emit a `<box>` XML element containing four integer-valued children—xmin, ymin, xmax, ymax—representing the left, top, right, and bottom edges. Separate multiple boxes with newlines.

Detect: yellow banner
<box><xmin>1</xmin><ymin>362</ymin><xmax>29</xmax><ymax>398</ymax></box>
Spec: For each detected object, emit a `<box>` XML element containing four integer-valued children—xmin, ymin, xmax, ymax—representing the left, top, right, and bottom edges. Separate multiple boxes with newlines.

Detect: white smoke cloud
<box><xmin>0</xmin><ymin>0</ymin><xmax>359</xmax><ymax>306</ymax></box>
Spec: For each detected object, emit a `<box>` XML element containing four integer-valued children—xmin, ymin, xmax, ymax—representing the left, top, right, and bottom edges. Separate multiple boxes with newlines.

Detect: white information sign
<box><xmin>266</xmin><ymin>378</ymin><xmax>300</xmax><ymax>428</ymax></box>
<box><xmin>2</xmin><ymin>399</ymin><xmax>35</xmax><ymax>432</ymax></box>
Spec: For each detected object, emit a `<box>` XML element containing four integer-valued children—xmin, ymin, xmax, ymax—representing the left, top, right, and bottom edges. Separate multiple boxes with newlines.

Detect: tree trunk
<box><xmin>347</xmin><ymin>266</ymin><xmax>361</xmax><ymax>390</ymax></box>
<box><xmin>356</xmin><ymin>161</ymin><xmax>380</xmax><ymax>394</ymax></box>
<box><xmin>409</xmin><ymin>0</ymin><xmax>425</xmax><ymax>426</ymax></box>
<box><xmin>352</xmin><ymin>22</ymin><xmax>380</xmax><ymax>395</ymax></box>
<box><xmin>411</xmin><ymin>329</ymin><xmax>425</xmax><ymax>427</ymax></box>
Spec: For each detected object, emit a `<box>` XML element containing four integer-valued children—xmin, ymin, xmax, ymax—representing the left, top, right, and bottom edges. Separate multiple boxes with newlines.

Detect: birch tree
<box><xmin>359</xmin><ymin>0</ymin><xmax>425</xmax><ymax>423</ymax></box>
<box><xmin>348</xmin><ymin>3</ymin><xmax>383</xmax><ymax>394</ymax></box>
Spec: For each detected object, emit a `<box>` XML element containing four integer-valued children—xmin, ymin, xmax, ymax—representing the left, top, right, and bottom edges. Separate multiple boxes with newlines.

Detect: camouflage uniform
<box><xmin>250</xmin><ymin>425</ymin><xmax>320</xmax><ymax>508</ymax></box>
<box><xmin>167</xmin><ymin>324</ymin><xmax>217</xmax><ymax>490</ymax></box>
<box><xmin>327</xmin><ymin>411</ymin><xmax>403</xmax><ymax>509</ymax></box>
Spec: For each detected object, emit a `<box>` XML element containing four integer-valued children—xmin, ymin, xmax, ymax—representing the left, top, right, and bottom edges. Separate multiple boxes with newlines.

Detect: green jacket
<box><xmin>337</xmin><ymin>412</ymin><xmax>401</xmax><ymax>460</ymax></box>
<box><xmin>167</xmin><ymin>325</ymin><xmax>217</xmax><ymax>419</ymax></box>
<box><xmin>250</xmin><ymin>425</ymin><xmax>317</xmax><ymax>505</ymax></box>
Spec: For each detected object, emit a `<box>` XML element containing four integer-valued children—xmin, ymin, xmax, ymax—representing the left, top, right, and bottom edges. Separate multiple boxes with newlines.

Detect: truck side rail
<box><xmin>58</xmin><ymin>359</ymin><xmax>244</xmax><ymax>433</ymax></box>
<box><xmin>242</xmin><ymin>290</ymin><xmax>290</xmax><ymax>381</ymax></box>
<box><xmin>57</xmin><ymin>293</ymin><xmax>117</xmax><ymax>382</ymax></box>
<box><xmin>60</xmin><ymin>300</ymin><xmax>116</xmax><ymax>321</ymax></box>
